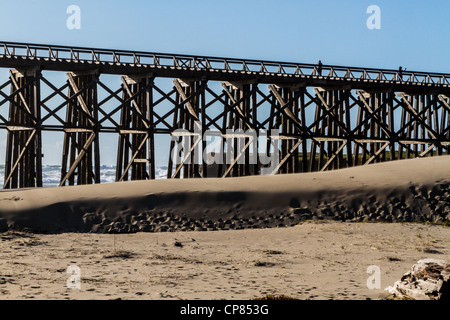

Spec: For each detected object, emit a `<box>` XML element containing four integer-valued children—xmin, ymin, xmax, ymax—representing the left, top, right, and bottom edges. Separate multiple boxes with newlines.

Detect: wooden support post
<box><xmin>310</xmin><ymin>94</ymin><xmax>321</xmax><ymax>171</ymax></box>
<box><xmin>268</xmin><ymin>85</ymin><xmax>304</xmax><ymax>174</ymax></box>
<box><xmin>168</xmin><ymin>79</ymin><xmax>206</xmax><ymax>178</ymax></box>
<box><xmin>387</xmin><ymin>92</ymin><xmax>396</xmax><ymax>161</ymax></box>
<box><xmin>344</xmin><ymin>90</ymin><xmax>353</xmax><ymax>168</ymax></box>
<box><xmin>60</xmin><ymin>72</ymin><xmax>100</xmax><ymax>186</ymax></box>
<box><xmin>3</xmin><ymin>68</ymin><xmax>42</xmax><ymax>189</ymax></box>
<box><xmin>220</xmin><ymin>82</ymin><xmax>257</xmax><ymax>177</ymax></box>
<box><xmin>116</xmin><ymin>75</ymin><xmax>154</xmax><ymax>182</ymax></box>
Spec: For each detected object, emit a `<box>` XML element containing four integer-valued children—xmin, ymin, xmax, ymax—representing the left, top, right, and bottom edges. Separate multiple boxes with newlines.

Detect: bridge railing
<box><xmin>1</xmin><ymin>41</ymin><xmax>449</xmax><ymax>85</ymax></box>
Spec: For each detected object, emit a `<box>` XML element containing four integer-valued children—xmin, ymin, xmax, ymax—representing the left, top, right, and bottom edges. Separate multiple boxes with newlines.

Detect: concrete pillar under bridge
<box><xmin>3</xmin><ymin>68</ymin><xmax>42</xmax><ymax>189</ymax></box>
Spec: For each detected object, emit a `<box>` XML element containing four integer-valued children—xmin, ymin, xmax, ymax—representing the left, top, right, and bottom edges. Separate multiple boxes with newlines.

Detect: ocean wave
<box><xmin>0</xmin><ymin>165</ymin><xmax>168</xmax><ymax>188</ymax></box>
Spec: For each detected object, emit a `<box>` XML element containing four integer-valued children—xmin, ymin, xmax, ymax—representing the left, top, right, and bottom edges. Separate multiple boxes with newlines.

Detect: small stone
<box><xmin>174</xmin><ymin>241</ymin><xmax>183</xmax><ymax>248</ymax></box>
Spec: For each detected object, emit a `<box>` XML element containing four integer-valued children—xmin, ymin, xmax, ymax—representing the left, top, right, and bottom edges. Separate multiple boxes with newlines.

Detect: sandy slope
<box><xmin>0</xmin><ymin>156</ymin><xmax>450</xmax><ymax>233</ymax></box>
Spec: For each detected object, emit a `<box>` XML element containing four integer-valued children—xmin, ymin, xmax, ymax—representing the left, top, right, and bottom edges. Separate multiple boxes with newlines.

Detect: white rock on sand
<box><xmin>385</xmin><ymin>259</ymin><xmax>450</xmax><ymax>300</ymax></box>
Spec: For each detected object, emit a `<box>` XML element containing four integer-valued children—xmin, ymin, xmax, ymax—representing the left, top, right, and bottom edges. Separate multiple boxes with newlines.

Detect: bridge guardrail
<box><xmin>0</xmin><ymin>41</ymin><xmax>449</xmax><ymax>85</ymax></box>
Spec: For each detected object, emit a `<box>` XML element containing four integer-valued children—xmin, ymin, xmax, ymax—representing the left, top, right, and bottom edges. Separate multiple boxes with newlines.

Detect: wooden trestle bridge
<box><xmin>0</xmin><ymin>41</ymin><xmax>449</xmax><ymax>189</ymax></box>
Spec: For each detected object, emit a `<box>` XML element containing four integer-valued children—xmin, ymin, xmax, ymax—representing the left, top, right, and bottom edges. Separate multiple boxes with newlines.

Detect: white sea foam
<box><xmin>0</xmin><ymin>165</ymin><xmax>168</xmax><ymax>188</ymax></box>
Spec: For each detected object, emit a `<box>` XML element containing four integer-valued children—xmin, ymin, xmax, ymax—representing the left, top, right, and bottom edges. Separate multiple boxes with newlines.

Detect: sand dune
<box><xmin>1</xmin><ymin>156</ymin><xmax>450</xmax><ymax>233</ymax></box>
<box><xmin>1</xmin><ymin>156</ymin><xmax>450</xmax><ymax>300</ymax></box>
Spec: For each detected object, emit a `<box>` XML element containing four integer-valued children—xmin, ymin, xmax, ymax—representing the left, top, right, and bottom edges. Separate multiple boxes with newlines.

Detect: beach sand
<box><xmin>0</xmin><ymin>156</ymin><xmax>449</xmax><ymax>300</ymax></box>
<box><xmin>0</xmin><ymin>221</ymin><xmax>448</xmax><ymax>300</ymax></box>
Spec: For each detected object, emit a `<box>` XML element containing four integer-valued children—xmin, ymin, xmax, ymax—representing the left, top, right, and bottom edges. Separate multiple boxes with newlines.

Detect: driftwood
<box><xmin>385</xmin><ymin>259</ymin><xmax>450</xmax><ymax>300</ymax></box>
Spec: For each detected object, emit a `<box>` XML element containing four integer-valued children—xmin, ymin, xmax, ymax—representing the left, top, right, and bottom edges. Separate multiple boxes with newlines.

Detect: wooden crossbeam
<box><xmin>173</xmin><ymin>79</ymin><xmax>200</xmax><ymax>121</ymax></box>
<box><xmin>419</xmin><ymin>144</ymin><xmax>436</xmax><ymax>157</ymax></box>
<box><xmin>121</xmin><ymin>76</ymin><xmax>150</xmax><ymax>129</ymax></box>
<box><xmin>3</xmin><ymin>129</ymin><xmax>36</xmax><ymax>188</ymax></box>
<box><xmin>268</xmin><ymin>85</ymin><xmax>302</xmax><ymax>130</ymax></box>
<box><xmin>221</xmin><ymin>83</ymin><xmax>256</xmax><ymax>131</ymax></box>
<box><xmin>9</xmin><ymin>70</ymin><xmax>32</xmax><ymax>115</ymax></box>
<box><xmin>202</xmin><ymin>84</ymin><xmax>256</xmax><ymax>132</ymax></box>
<box><xmin>437</xmin><ymin>95</ymin><xmax>450</xmax><ymax>138</ymax></box>
<box><xmin>118</xmin><ymin>133</ymin><xmax>149</xmax><ymax>182</ymax></box>
<box><xmin>364</xmin><ymin>142</ymin><xmax>390</xmax><ymax>165</ymax></box>
<box><xmin>270</xmin><ymin>139</ymin><xmax>302</xmax><ymax>175</ymax></box>
<box><xmin>98</xmin><ymin>80</ymin><xmax>153</xmax><ymax>128</ymax></box>
<box><xmin>311</xmin><ymin>89</ymin><xmax>375</xmax><ymax>162</ymax></box>
<box><xmin>222</xmin><ymin>84</ymin><xmax>248</xmax><ymax>123</ymax></box>
<box><xmin>438</xmin><ymin>94</ymin><xmax>450</xmax><ymax>112</ymax></box>
<box><xmin>67</xmin><ymin>73</ymin><xmax>93</xmax><ymax>119</ymax></box>
<box><xmin>356</xmin><ymin>91</ymin><xmax>392</xmax><ymax>139</ymax></box>
<box><xmin>320</xmin><ymin>141</ymin><xmax>347</xmax><ymax>172</ymax></box>
<box><xmin>171</xmin><ymin>134</ymin><xmax>202</xmax><ymax>178</ymax></box>
<box><xmin>398</xmin><ymin>93</ymin><xmax>438</xmax><ymax>139</ymax></box>
<box><xmin>64</xmin><ymin>128</ymin><xmax>93</xmax><ymax>133</ymax></box>
<box><xmin>314</xmin><ymin>89</ymin><xmax>351</xmax><ymax>136</ymax></box>
<box><xmin>0</xmin><ymin>78</ymin><xmax>39</xmax><ymax>124</ymax></box>
<box><xmin>351</xmin><ymin>92</ymin><xmax>392</xmax><ymax>134</ymax></box>
<box><xmin>306</xmin><ymin>90</ymin><xmax>348</xmax><ymax>134</ymax></box>
<box><xmin>59</xmin><ymin>132</ymin><xmax>96</xmax><ymax>186</ymax></box>
<box><xmin>39</xmin><ymin>78</ymin><xmax>71</xmax><ymax>123</ymax></box>
<box><xmin>222</xmin><ymin>136</ymin><xmax>255</xmax><ymax>178</ymax></box>
<box><xmin>6</xmin><ymin>126</ymin><xmax>35</xmax><ymax>131</ymax></box>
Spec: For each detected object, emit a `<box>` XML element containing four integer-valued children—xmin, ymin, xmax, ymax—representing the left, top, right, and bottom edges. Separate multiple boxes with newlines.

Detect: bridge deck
<box><xmin>0</xmin><ymin>41</ymin><xmax>449</xmax><ymax>94</ymax></box>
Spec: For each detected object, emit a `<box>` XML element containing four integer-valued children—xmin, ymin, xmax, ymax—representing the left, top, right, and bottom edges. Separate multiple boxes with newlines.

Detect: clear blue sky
<box><xmin>0</xmin><ymin>0</ymin><xmax>449</xmax><ymax>166</ymax></box>
<box><xmin>1</xmin><ymin>0</ymin><xmax>449</xmax><ymax>71</ymax></box>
